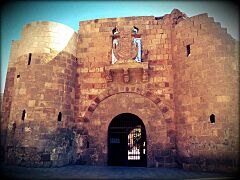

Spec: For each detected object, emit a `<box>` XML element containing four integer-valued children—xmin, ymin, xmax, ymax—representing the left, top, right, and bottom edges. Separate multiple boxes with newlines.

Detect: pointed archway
<box><xmin>108</xmin><ymin>113</ymin><xmax>147</xmax><ymax>167</ymax></box>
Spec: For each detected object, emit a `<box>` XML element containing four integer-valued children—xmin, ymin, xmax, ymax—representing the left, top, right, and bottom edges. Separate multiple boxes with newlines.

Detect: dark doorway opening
<box><xmin>108</xmin><ymin>113</ymin><xmax>147</xmax><ymax>167</ymax></box>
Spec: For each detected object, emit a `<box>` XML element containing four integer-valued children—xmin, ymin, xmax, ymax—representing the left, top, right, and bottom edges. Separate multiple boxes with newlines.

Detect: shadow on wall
<box><xmin>5</xmin><ymin>127</ymin><xmax>82</xmax><ymax>167</ymax></box>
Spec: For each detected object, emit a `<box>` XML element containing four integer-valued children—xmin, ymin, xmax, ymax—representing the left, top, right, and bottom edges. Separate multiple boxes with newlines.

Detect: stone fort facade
<box><xmin>1</xmin><ymin>9</ymin><xmax>239</xmax><ymax>172</ymax></box>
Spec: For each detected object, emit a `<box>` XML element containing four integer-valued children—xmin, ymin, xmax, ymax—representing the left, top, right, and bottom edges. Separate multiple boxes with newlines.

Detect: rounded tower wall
<box><xmin>18</xmin><ymin>21</ymin><xmax>77</xmax><ymax>57</ymax></box>
<box><xmin>5</xmin><ymin>21</ymin><xmax>78</xmax><ymax>167</ymax></box>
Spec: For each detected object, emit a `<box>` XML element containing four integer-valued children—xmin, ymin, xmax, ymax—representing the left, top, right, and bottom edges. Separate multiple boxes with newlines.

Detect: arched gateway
<box><xmin>84</xmin><ymin>92</ymin><xmax>175</xmax><ymax>167</ymax></box>
<box><xmin>108</xmin><ymin>113</ymin><xmax>147</xmax><ymax>167</ymax></box>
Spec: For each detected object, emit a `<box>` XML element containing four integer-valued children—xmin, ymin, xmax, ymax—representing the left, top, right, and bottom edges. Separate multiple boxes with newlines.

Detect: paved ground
<box><xmin>0</xmin><ymin>164</ymin><xmax>237</xmax><ymax>179</ymax></box>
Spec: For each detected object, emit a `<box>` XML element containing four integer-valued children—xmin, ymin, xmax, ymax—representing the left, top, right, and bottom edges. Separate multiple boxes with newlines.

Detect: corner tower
<box><xmin>172</xmin><ymin>10</ymin><xmax>239</xmax><ymax>172</ymax></box>
<box><xmin>1</xmin><ymin>21</ymin><xmax>77</xmax><ymax>167</ymax></box>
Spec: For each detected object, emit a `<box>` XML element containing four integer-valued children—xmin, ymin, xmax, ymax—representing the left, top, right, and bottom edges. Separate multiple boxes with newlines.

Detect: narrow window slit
<box><xmin>17</xmin><ymin>74</ymin><xmax>20</xmax><ymax>78</ymax></box>
<box><xmin>28</xmin><ymin>53</ymin><xmax>32</xmax><ymax>65</ymax></box>
<box><xmin>186</xmin><ymin>45</ymin><xmax>191</xmax><ymax>57</ymax></box>
<box><xmin>58</xmin><ymin>112</ymin><xmax>62</xmax><ymax>122</ymax></box>
<box><xmin>210</xmin><ymin>114</ymin><xmax>215</xmax><ymax>123</ymax></box>
<box><xmin>22</xmin><ymin>110</ymin><xmax>26</xmax><ymax>121</ymax></box>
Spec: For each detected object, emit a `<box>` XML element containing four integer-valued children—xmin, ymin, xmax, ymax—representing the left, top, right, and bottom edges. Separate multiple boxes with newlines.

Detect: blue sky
<box><xmin>1</xmin><ymin>1</ymin><xmax>239</xmax><ymax>93</ymax></box>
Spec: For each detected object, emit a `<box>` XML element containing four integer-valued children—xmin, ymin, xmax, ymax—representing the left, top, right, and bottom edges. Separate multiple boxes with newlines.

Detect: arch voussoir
<box><xmin>83</xmin><ymin>87</ymin><xmax>175</xmax><ymax>127</ymax></box>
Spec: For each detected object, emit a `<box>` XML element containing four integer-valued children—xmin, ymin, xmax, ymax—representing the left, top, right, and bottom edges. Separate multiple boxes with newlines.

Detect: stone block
<box><xmin>216</xmin><ymin>96</ymin><xmax>230</xmax><ymax>102</ymax></box>
<box><xmin>28</xmin><ymin>100</ymin><xmax>36</xmax><ymax>107</ymax></box>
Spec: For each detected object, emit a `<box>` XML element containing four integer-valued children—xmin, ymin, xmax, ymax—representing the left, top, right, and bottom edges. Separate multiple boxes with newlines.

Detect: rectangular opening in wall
<box><xmin>17</xmin><ymin>74</ymin><xmax>20</xmax><ymax>78</ymax></box>
<box><xmin>28</xmin><ymin>53</ymin><xmax>32</xmax><ymax>65</ymax></box>
<box><xmin>186</xmin><ymin>45</ymin><xmax>191</xmax><ymax>57</ymax></box>
<box><xmin>22</xmin><ymin>110</ymin><xmax>26</xmax><ymax>121</ymax></box>
<box><xmin>210</xmin><ymin>114</ymin><xmax>215</xmax><ymax>123</ymax></box>
<box><xmin>58</xmin><ymin>112</ymin><xmax>62</xmax><ymax>122</ymax></box>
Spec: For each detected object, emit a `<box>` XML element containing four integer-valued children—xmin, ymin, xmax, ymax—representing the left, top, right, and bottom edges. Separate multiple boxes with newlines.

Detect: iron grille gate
<box><xmin>108</xmin><ymin>113</ymin><xmax>147</xmax><ymax>167</ymax></box>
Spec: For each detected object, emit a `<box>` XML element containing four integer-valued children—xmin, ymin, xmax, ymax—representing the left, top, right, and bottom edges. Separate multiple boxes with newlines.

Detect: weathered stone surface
<box><xmin>0</xmin><ymin>9</ymin><xmax>238</xmax><ymax>173</ymax></box>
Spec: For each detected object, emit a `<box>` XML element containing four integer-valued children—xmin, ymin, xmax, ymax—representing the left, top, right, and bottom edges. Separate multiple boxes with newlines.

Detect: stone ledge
<box><xmin>105</xmin><ymin>61</ymin><xmax>149</xmax><ymax>71</ymax></box>
<box><xmin>105</xmin><ymin>62</ymin><xmax>149</xmax><ymax>83</ymax></box>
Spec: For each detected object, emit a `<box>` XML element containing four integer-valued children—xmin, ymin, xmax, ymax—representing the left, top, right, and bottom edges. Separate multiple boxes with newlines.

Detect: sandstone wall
<box><xmin>172</xmin><ymin>13</ymin><xmax>239</xmax><ymax>172</ymax></box>
<box><xmin>0</xmin><ymin>67</ymin><xmax>16</xmax><ymax>161</ymax></box>
<box><xmin>1</xmin><ymin>40</ymin><xmax>20</xmax><ymax>160</ymax></box>
<box><xmin>8</xmin><ymin>41</ymin><xmax>21</xmax><ymax>67</ymax></box>
<box><xmin>76</xmin><ymin>16</ymin><xmax>175</xmax><ymax>121</ymax></box>
<box><xmin>1</xmin><ymin>10</ymin><xmax>239</xmax><ymax>171</ymax></box>
<box><xmin>2</xmin><ymin>21</ymin><xmax>78</xmax><ymax>167</ymax></box>
<box><xmin>1</xmin><ymin>40</ymin><xmax>21</xmax><ymax>131</ymax></box>
<box><xmin>76</xmin><ymin>91</ymin><xmax>177</xmax><ymax>167</ymax></box>
<box><xmin>75</xmin><ymin>14</ymin><xmax>178</xmax><ymax>167</ymax></box>
<box><xmin>19</xmin><ymin>21</ymin><xmax>77</xmax><ymax>56</ymax></box>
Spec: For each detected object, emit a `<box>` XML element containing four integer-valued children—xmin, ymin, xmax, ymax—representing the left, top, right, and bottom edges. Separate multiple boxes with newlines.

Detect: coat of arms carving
<box><xmin>111</xmin><ymin>27</ymin><xmax>142</xmax><ymax>64</ymax></box>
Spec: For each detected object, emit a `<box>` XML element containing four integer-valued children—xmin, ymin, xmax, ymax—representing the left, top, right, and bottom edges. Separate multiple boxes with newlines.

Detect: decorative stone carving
<box><xmin>108</xmin><ymin>27</ymin><xmax>148</xmax><ymax>83</ymax></box>
<box><xmin>111</xmin><ymin>27</ymin><xmax>143</xmax><ymax>64</ymax></box>
<box><xmin>105</xmin><ymin>62</ymin><xmax>149</xmax><ymax>83</ymax></box>
<box><xmin>112</xmin><ymin>33</ymin><xmax>138</xmax><ymax>64</ymax></box>
<box><xmin>106</xmin><ymin>70</ymin><xmax>113</xmax><ymax>82</ymax></box>
<box><xmin>123</xmin><ymin>69</ymin><xmax>129</xmax><ymax>83</ymax></box>
<box><xmin>142</xmin><ymin>69</ymin><xmax>149</xmax><ymax>82</ymax></box>
<box><xmin>133</xmin><ymin>38</ymin><xmax>142</xmax><ymax>62</ymax></box>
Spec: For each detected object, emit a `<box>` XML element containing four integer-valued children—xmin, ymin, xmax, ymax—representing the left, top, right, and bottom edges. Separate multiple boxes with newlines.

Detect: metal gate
<box><xmin>108</xmin><ymin>113</ymin><xmax>147</xmax><ymax>167</ymax></box>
